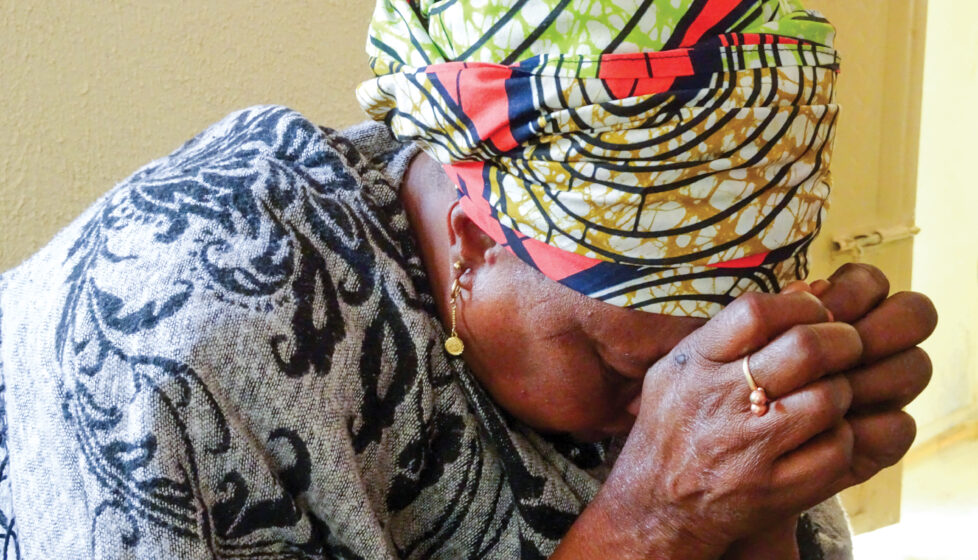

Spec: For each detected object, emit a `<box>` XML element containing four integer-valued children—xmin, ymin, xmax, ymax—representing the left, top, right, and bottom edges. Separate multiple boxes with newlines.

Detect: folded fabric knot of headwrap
<box><xmin>357</xmin><ymin>0</ymin><xmax>840</xmax><ymax>317</ymax></box>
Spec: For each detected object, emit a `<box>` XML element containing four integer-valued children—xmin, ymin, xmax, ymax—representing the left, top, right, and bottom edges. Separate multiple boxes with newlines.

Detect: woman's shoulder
<box><xmin>0</xmin><ymin>103</ymin><xmax>433</xmax><ymax>388</ymax></box>
<box><xmin>2</xmin><ymin>104</ymin><xmax>416</xmax><ymax>279</ymax></box>
<box><xmin>0</xmin><ymin>104</ymin><xmax>445</xmax><ymax>557</ymax></box>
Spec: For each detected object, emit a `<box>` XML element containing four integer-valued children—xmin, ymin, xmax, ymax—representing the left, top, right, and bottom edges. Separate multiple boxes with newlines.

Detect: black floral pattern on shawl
<box><xmin>0</xmin><ymin>106</ymin><xmax>843</xmax><ymax>559</ymax></box>
<box><xmin>0</xmin><ymin>106</ymin><xmax>612</xmax><ymax>559</ymax></box>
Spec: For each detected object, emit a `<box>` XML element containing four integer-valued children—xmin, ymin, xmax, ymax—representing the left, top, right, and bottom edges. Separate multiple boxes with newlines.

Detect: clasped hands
<box><xmin>581</xmin><ymin>263</ymin><xmax>937</xmax><ymax>560</ymax></box>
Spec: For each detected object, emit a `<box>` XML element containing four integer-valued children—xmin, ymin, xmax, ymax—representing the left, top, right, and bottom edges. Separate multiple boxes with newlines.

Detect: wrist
<box><xmin>721</xmin><ymin>515</ymin><xmax>800</xmax><ymax>560</ymax></box>
<box><xmin>552</xmin><ymin>485</ymin><xmax>727</xmax><ymax>560</ymax></box>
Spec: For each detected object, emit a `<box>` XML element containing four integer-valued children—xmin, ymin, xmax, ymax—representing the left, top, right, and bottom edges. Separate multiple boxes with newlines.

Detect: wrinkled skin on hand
<box><xmin>722</xmin><ymin>264</ymin><xmax>937</xmax><ymax>559</ymax></box>
<box><xmin>574</xmin><ymin>264</ymin><xmax>936</xmax><ymax>560</ymax></box>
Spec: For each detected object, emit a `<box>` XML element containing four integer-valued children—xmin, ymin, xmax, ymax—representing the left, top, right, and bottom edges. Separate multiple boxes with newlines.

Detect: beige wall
<box><xmin>803</xmin><ymin>0</ymin><xmax>927</xmax><ymax>532</ymax></box>
<box><xmin>909</xmin><ymin>0</ymin><xmax>978</xmax><ymax>441</ymax></box>
<box><xmin>1</xmin><ymin>1</ymin><xmax>375</xmax><ymax>272</ymax></box>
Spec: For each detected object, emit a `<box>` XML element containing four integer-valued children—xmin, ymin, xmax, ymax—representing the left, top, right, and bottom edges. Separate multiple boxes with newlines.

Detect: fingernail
<box><xmin>795</xmin><ymin>290</ymin><xmax>822</xmax><ymax>305</ymax></box>
<box><xmin>792</xmin><ymin>290</ymin><xmax>834</xmax><ymax>321</ymax></box>
<box><xmin>781</xmin><ymin>280</ymin><xmax>811</xmax><ymax>295</ymax></box>
<box><xmin>811</xmin><ymin>279</ymin><xmax>832</xmax><ymax>297</ymax></box>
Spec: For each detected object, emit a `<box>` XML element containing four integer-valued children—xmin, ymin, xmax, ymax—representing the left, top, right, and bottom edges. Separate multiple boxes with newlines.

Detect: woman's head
<box><xmin>359</xmin><ymin>0</ymin><xmax>841</xmax><ymax>318</ymax></box>
<box><xmin>451</xmin><ymin>236</ymin><xmax>708</xmax><ymax>441</ymax></box>
<box><xmin>385</xmin><ymin>0</ymin><xmax>841</xmax><ymax>438</ymax></box>
<box><xmin>403</xmin><ymin>152</ymin><xmax>706</xmax><ymax>442</ymax></box>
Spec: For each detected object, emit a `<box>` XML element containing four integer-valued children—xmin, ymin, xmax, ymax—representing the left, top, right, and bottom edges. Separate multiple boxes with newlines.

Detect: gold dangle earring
<box><xmin>444</xmin><ymin>261</ymin><xmax>465</xmax><ymax>356</ymax></box>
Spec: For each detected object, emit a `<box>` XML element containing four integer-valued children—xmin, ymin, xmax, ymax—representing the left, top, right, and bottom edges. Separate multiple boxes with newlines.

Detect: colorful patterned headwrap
<box><xmin>357</xmin><ymin>0</ymin><xmax>840</xmax><ymax>317</ymax></box>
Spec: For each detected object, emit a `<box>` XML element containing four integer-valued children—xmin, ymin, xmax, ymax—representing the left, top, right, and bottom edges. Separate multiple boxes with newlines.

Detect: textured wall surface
<box><xmin>1</xmin><ymin>1</ymin><xmax>375</xmax><ymax>271</ymax></box>
<box><xmin>910</xmin><ymin>0</ymin><xmax>978</xmax><ymax>439</ymax></box>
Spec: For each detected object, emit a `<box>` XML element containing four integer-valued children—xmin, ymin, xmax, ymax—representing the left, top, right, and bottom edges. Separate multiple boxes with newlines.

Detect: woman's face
<box><xmin>401</xmin><ymin>153</ymin><xmax>707</xmax><ymax>443</ymax></box>
<box><xmin>456</xmin><ymin>246</ymin><xmax>707</xmax><ymax>442</ymax></box>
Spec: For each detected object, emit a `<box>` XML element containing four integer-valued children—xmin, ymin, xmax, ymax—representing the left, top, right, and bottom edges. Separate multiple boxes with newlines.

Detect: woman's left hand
<box><xmin>811</xmin><ymin>263</ymin><xmax>936</xmax><ymax>488</ymax></box>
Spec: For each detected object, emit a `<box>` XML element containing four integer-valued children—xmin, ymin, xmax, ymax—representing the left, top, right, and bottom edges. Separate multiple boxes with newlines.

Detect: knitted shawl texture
<box><xmin>0</xmin><ymin>106</ymin><xmax>850</xmax><ymax>559</ymax></box>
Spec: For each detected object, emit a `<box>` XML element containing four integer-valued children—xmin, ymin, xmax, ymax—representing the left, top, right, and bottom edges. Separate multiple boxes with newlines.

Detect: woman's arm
<box><xmin>720</xmin><ymin>517</ymin><xmax>800</xmax><ymax>560</ymax></box>
<box><xmin>552</xmin><ymin>289</ymin><xmax>851</xmax><ymax>559</ymax></box>
<box><xmin>551</xmin><ymin>264</ymin><xmax>936</xmax><ymax>559</ymax></box>
<box><xmin>552</xmin><ymin>486</ymin><xmax>727</xmax><ymax>560</ymax></box>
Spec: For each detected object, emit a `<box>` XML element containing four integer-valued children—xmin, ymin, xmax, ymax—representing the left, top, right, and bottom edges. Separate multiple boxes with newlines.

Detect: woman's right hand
<box><xmin>553</xmin><ymin>275</ymin><xmax>931</xmax><ymax>559</ymax></box>
<box><xmin>616</xmin><ymin>289</ymin><xmax>864</xmax><ymax>558</ymax></box>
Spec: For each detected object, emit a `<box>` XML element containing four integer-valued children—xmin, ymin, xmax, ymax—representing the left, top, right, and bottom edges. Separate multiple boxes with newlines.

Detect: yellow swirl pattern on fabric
<box><xmin>358</xmin><ymin>0</ymin><xmax>840</xmax><ymax>317</ymax></box>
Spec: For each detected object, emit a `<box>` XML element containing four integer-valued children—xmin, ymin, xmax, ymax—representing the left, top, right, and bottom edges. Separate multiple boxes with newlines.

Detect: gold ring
<box><xmin>742</xmin><ymin>355</ymin><xmax>770</xmax><ymax>416</ymax></box>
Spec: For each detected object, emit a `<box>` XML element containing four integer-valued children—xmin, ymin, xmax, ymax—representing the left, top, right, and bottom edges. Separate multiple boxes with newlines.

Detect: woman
<box><xmin>0</xmin><ymin>1</ymin><xmax>934</xmax><ymax>559</ymax></box>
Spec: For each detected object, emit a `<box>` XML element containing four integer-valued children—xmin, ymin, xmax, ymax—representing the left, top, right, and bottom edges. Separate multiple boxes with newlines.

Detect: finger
<box><xmin>848</xmin><ymin>347</ymin><xmax>933</xmax><ymax>409</ymax></box>
<box><xmin>781</xmin><ymin>280</ymin><xmax>835</xmax><ymax>323</ymax></box>
<box><xmin>747</xmin><ymin>375</ymin><xmax>852</xmax><ymax>457</ymax></box>
<box><xmin>782</xmin><ymin>280</ymin><xmax>836</xmax><ymax>321</ymax></box>
<box><xmin>854</xmin><ymin>291</ymin><xmax>938</xmax><ymax>363</ymax></box>
<box><xmin>771</xmin><ymin>421</ymin><xmax>853</xmax><ymax>507</ymax></box>
<box><xmin>746</xmin><ymin>322</ymin><xmax>862</xmax><ymax>398</ymax></box>
<box><xmin>687</xmin><ymin>291</ymin><xmax>831</xmax><ymax>363</ymax></box>
<box><xmin>844</xmin><ymin>411</ymin><xmax>916</xmax><ymax>486</ymax></box>
<box><xmin>781</xmin><ymin>280</ymin><xmax>813</xmax><ymax>295</ymax></box>
<box><xmin>819</xmin><ymin>263</ymin><xmax>890</xmax><ymax>323</ymax></box>
<box><xmin>810</xmin><ymin>279</ymin><xmax>831</xmax><ymax>298</ymax></box>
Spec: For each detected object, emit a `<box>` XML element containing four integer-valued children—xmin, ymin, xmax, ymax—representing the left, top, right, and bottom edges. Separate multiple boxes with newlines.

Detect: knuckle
<box><xmin>837</xmin><ymin>421</ymin><xmax>855</xmax><ymax>461</ymax></box>
<box><xmin>912</xmin><ymin>347</ymin><xmax>934</xmax><ymax>385</ymax></box>
<box><xmin>893</xmin><ymin>413</ymin><xmax>918</xmax><ymax>455</ymax></box>
<box><xmin>833</xmin><ymin>375</ymin><xmax>854</xmax><ymax>412</ymax></box>
<box><xmin>836</xmin><ymin>323</ymin><xmax>864</xmax><ymax>361</ymax></box>
<box><xmin>876</xmin><ymin>417</ymin><xmax>916</xmax><ymax>468</ymax></box>
<box><xmin>893</xmin><ymin>291</ymin><xmax>939</xmax><ymax>334</ymax></box>
<box><xmin>674</xmin><ymin>341</ymin><xmax>711</xmax><ymax>376</ymax></box>
<box><xmin>852</xmin><ymin>454</ymin><xmax>883</xmax><ymax>482</ymax></box>
<box><xmin>825</xmin><ymin>422</ymin><xmax>855</xmax><ymax>470</ymax></box>
<box><xmin>807</xmin><ymin>386</ymin><xmax>836</xmax><ymax>417</ymax></box>
<box><xmin>843</xmin><ymin>262</ymin><xmax>890</xmax><ymax>296</ymax></box>
<box><xmin>808</xmin><ymin>379</ymin><xmax>850</xmax><ymax>419</ymax></box>
<box><xmin>862</xmin><ymin>264</ymin><xmax>890</xmax><ymax>295</ymax></box>
<box><xmin>732</xmin><ymin>292</ymin><xmax>769</xmax><ymax>332</ymax></box>
<box><xmin>786</xmin><ymin>324</ymin><xmax>825</xmax><ymax>366</ymax></box>
<box><xmin>793</xmin><ymin>289</ymin><xmax>830</xmax><ymax>320</ymax></box>
<box><xmin>795</xmin><ymin>400</ymin><xmax>835</xmax><ymax>440</ymax></box>
<box><xmin>853</xmin><ymin>413</ymin><xmax>916</xmax><ymax>479</ymax></box>
<box><xmin>898</xmin><ymin>347</ymin><xmax>933</xmax><ymax>401</ymax></box>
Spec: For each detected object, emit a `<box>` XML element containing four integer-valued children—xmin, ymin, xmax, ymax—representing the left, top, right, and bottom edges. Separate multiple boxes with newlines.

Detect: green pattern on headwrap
<box><xmin>359</xmin><ymin>0</ymin><xmax>841</xmax><ymax>317</ymax></box>
<box><xmin>366</xmin><ymin>0</ymin><xmax>834</xmax><ymax>73</ymax></box>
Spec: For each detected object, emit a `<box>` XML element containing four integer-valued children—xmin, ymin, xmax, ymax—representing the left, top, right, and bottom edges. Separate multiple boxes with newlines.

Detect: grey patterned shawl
<box><xmin>0</xmin><ymin>105</ymin><xmax>850</xmax><ymax>559</ymax></box>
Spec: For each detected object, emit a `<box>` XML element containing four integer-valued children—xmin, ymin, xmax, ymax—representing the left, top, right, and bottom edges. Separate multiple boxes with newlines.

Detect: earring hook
<box><xmin>444</xmin><ymin>260</ymin><xmax>465</xmax><ymax>356</ymax></box>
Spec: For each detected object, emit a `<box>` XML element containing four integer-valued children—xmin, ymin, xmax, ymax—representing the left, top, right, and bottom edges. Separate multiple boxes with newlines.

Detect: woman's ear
<box><xmin>448</xmin><ymin>201</ymin><xmax>496</xmax><ymax>275</ymax></box>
